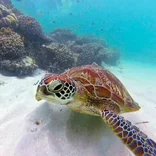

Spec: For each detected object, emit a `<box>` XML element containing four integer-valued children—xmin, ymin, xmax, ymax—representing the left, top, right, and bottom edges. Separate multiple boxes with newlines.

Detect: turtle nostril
<box><xmin>41</xmin><ymin>86</ymin><xmax>49</xmax><ymax>95</ymax></box>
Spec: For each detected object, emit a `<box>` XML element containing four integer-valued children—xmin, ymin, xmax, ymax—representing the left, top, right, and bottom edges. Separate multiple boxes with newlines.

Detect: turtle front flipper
<box><xmin>101</xmin><ymin>110</ymin><xmax>156</xmax><ymax>156</ymax></box>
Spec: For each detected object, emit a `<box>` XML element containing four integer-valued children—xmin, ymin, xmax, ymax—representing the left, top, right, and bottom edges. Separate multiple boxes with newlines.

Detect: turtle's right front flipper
<box><xmin>101</xmin><ymin>110</ymin><xmax>156</xmax><ymax>156</ymax></box>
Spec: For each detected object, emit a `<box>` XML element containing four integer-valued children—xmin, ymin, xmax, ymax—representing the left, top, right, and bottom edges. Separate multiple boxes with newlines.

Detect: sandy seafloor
<box><xmin>0</xmin><ymin>60</ymin><xmax>156</xmax><ymax>156</ymax></box>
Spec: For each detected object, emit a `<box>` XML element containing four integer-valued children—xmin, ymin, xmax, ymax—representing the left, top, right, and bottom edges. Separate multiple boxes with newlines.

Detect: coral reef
<box><xmin>50</xmin><ymin>29</ymin><xmax>77</xmax><ymax>44</ymax></box>
<box><xmin>69</xmin><ymin>39</ymin><xmax>120</xmax><ymax>66</ymax></box>
<box><xmin>0</xmin><ymin>27</ymin><xmax>25</xmax><ymax>60</ymax></box>
<box><xmin>74</xmin><ymin>37</ymin><xmax>92</xmax><ymax>45</ymax></box>
<box><xmin>0</xmin><ymin>4</ymin><xmax>18</xmax><ymax>28</ymax></box>
<box><xmin>102</xmin><ymin>48</ymin><xmax>120</xmax><ymax>65</ymax></box>
<box><xmin>0</xmin><ymin>2</ymin><xmax>120</xmax><ymax>76</ymax></box>
<box><xmin>17</xmin><ymin>15</ymin><xmax>52</xmax><ymax>43</ymax></box>
<box><xmin>0</xmin><ymin>27</ymin><xmax>37</xmax><ymax>76</ymax></box>
<box><xmin>0</xmin><ymin>0</ymin><xmax>13</xmax><ymax>9</ymax></box>
<box><xmin>39</xmin><ymin>43</ymin><xmax>76</xmax><ymax>73</ymax></box>
<box><xmin>0</xmin><ymin>56</ymin><xmax>37</xmax><ymax>76</ymax></box>
<box><xmin>50</xmin><ymin>29</ymin><xmax>120</xmax><ymax>67</ymax></box>
<box><xmin>75</xmin><ymin>37</ymin><xmax>108</xmax><ymax>47</ymax></box>
<box><xmin>0</xmin><ymin>5</ymin><xmax>51</xmax><ymax>76</ymax></box>
<box><xmin>74</xmin><ymin>43</ymin><xmax>105</xmax><ymax>66</ymax></box>
<box><xmin>0</xmin><ymin>0</ymin><xmax>22</xmax><ymax>15</ymax></box>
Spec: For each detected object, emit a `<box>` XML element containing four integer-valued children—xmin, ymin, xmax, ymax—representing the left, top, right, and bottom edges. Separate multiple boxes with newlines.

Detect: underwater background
<box><xmin>11</xmin><ymin>0</ymin><xmax>156</xmax><ymax>64</ymax></box>
<box><xmin>0</xmin><ymin>1</ymin><xmax>156</xmax><ymax>156</ymax></box>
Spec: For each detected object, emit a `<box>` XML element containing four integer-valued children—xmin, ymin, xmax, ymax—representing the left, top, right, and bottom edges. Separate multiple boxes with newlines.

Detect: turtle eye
<box><xmin>47</xmin><ymin>80</ymin><xmax>64</xmax><ymax>93</ymax></box>
<box><xmin>53</xmin><ymin>83</ymin><xmax>63</xmax><ymax>91</ymax></box>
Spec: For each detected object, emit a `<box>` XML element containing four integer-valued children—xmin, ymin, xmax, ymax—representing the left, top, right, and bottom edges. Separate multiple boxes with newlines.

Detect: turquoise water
<box><xmin>11</xmin><ymin>0</ymin><xmax>156</xmax><ymax>63</ymax></box>
<box><xmin>1</xmin><ymin>1</ymin><xmax>156</xmax><ymax>155</ymax></box>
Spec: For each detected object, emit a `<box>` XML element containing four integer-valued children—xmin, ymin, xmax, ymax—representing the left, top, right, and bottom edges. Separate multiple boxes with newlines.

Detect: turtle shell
<box><xmin>61</xmin><ymin>64</ymin><xmax>140</xmax><ymax>113</ymax></box>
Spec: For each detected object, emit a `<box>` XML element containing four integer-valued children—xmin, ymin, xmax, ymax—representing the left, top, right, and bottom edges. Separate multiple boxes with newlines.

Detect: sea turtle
<box><xmin>35</xmin><ymin>64</ymin><xmax>156</xmax><ymax>156</ymax></box>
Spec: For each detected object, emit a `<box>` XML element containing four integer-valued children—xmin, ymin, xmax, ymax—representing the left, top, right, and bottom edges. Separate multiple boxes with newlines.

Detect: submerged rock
<box><xmin>0</xmin><ymin>56</ymin><xmax>37</xmax><ymax>76</ymax></box>
<box><xmin>102</xmin><ymin>48</ymin><xmax>120</xmax><ymax>65</ymax></box>
<box><xmin>50</xmin><ymin>29</ymin><xmax>77</xmax><ymax>44</ymax></box>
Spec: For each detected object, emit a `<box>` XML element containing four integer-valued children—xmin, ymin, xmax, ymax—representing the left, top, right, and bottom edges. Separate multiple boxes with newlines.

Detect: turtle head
<box><xmin>35</xmin><ymin>73</ymin><xmax>76</xmax><ymax>105</ymax></box>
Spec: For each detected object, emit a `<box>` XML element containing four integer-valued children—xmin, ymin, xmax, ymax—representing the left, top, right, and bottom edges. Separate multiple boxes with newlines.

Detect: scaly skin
<box><xmin>102</xmin><ymin>110</ymin><xmax>156</xmax><ymax>156</ymax></box>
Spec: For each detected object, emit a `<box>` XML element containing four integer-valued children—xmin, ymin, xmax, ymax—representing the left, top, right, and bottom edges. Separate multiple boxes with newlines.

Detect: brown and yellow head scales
<box><xmin>36</xmin><ymin>73</ymin><xmax>76</xmax><ymax>104</ymax></box>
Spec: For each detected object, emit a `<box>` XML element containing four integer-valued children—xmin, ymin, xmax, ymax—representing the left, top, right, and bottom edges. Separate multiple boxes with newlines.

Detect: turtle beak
<box><xmin>35</xmin><ymin>93</ymin><xmax>42</xmax><ymax>101</ymax></box>
<box><xmin>35</xmin><ymin>86</ymin><xmax>43</xmax><ymax>101</ymax></box>
<box><xmin>35</xmin><ymin>84</ymin><xmax>56</xmax><ymax>102</ymax></box>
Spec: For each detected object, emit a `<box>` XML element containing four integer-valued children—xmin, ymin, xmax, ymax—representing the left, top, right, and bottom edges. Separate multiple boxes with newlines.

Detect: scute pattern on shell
<box><xmin>62</xmin><ymin>64</ymin><xmax>139</xmax><ymax>112</ymax></box>
<box><xmin>66</xmin><ymin>65</ymin><xmax>125</xmax><ymax>97</ymax></box>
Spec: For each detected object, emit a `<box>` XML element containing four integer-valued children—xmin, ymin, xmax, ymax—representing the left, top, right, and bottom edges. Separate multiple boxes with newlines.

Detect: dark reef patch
<box><xmin>0</xmin><ymin>1</ymin><xmax>120</xmax><ymax>76</ymax></box>
<box><xmin>16</xmin><ymin>15</ymin><xmax>52</xmax><ymax>43</ymax></box>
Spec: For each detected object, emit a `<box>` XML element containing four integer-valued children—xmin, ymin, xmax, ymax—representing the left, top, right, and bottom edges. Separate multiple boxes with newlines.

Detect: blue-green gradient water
<box><xmin>12</xmin><ymin>0</ymin><xmax>156</xmax><ymax>64</ymax></box>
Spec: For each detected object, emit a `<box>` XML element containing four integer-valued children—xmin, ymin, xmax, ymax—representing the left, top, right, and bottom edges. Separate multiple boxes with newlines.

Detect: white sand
<box><xmin>0</xmin><ymin>60</ymin><xmax>156</xmax><ymax>156</ymax></box>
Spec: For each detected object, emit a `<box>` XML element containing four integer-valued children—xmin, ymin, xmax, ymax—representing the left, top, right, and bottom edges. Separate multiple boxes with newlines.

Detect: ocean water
<box><xmin>0</xmin><ymin>0</ymin><xmax>156</xmax><ymax>156</ymax></box>
<box><xmin>11</xmin><ymin>0</ymin><xmax>156</xmax><ymax>63</ymax></box>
